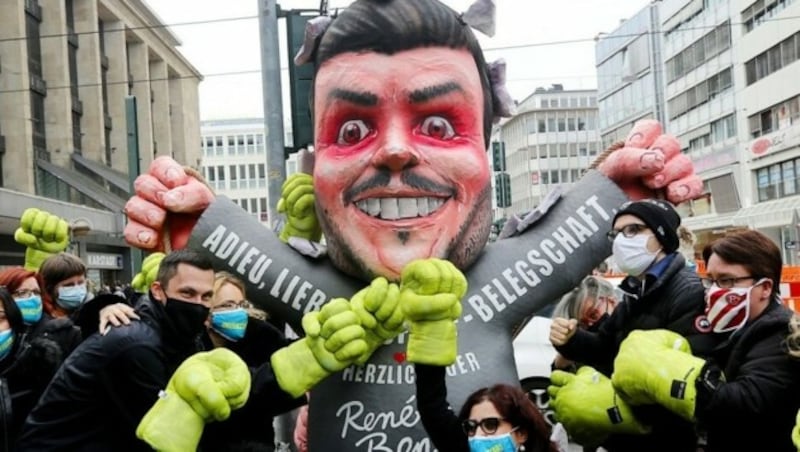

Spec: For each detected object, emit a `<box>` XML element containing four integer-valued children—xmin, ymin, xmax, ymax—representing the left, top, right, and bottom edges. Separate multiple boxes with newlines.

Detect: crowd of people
<box><xmin>1</xmin><ymin>0</ymin><xmax>799</xmax><ymax>450</ymax></box>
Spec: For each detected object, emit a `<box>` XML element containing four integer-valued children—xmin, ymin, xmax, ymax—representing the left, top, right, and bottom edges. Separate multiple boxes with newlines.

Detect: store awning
<box><xmin>732</xmin><ymin>197</ymin><xmax>800</xmax><ymax>229</ymax></box>
<box><xmin>682</xmin><ymin>211</ymin><xmax>738</xmax><ymax>232</ymax></box>
<box><xmin>37</xmin><ymin>159</ymin><xmax>127</xmax><ymax>212</ymax></box>
<box><xmin>71</xmin><ymin>153</ymin><xmax>131</xmax><ymax>195</ymax></box>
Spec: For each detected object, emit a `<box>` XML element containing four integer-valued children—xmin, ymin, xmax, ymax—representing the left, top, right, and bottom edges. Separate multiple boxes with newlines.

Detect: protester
<box><xmin>199</xmin><ymin>272</ymin><xmax>307</xmax><ymax>451</ymax></box>
<box><xmin>0</xmin><ymin>267</ymin><xmax>81</xmax><ymax>358</ymax></box>
<box><xmin>550</xmin><ymin>275</ymin><xmax>619</xmax><ymax>372</ymax></box>
<box><xmin>0</xmin><ymin>286</ymin><xmax>66</xmax><ymax>450</ymax></box>
<box><xmin>37</xmin><ymin>253</ymin><xmax>137</xmax><ymax>338</ymax></box>
<box><xmin>16</xmin><ymin>249</ymin><xmax>217</xmax><ymax>450</ymax></box>
<box><xmin>611</xmin><ymin>229</ymin><xmax>800</xmax><ymax>452</ymax></box>
<box><xmin>548</xmin><ymin>199</ymin><xmax>710</xmax><ymax>451</ymax></box>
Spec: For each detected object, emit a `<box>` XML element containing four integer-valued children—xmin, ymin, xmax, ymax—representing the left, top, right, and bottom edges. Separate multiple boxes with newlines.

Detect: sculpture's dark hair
<box><xmin>310</xmin><ymin>0</ymin><xmax>494</xmax><ymax>148</ymax></box>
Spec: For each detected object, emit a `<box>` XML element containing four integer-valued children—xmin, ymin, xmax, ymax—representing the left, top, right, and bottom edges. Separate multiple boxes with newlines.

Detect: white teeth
<box><xmin>367</xmin><ymin>198</ymin><xmax>381</xmax><ymax>216</ymax></box>
<box><xmin>417</xmin><ymin>198</ymin><xmax>430</xmax><ymax>216</ymax></box>
<box><xmin>398</xmin><ymin>198</ymin><xmax>417</xmax><ymax>217</ymax></box>
<box><xmin>380</xmin><ymin>198</ymin><xmax>400</xmax><ymax>220</ymax></box>
<box><xmin>355</xmin><ymin>196</ymin><xmax>448</xmax><ymax>219</ymax></box>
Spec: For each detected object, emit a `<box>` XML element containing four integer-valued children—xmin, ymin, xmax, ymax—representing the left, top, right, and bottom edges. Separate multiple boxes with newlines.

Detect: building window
<box><xmin>743</xmin><ymin>0</ymin><xmax>796</xmax><ymax>33</ymax></box>
<box><xmin>666</xmin><ymin>22</ymin><xmax>731</xmax><ymax>83</ymax></box>
<box><xmin>668</xmin><ymin>68</ymin><xmax>733</xmax><ymax>120</ymax></box>
<box><xmin>745</xmin><ymin>32</ymin><xmax>800</xmax><ymax>85</ymax></box>
<box><xmin>748</xmin><ymin>94</ymin><xmax>800</xmax><ymax>138</ymax></box>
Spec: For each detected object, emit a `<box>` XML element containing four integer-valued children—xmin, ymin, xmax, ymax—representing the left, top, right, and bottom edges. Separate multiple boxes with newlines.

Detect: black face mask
<box><xmin>163</xmin><ymin>297</ymin><xmax>210</xmax><ymax>343</ymax></box>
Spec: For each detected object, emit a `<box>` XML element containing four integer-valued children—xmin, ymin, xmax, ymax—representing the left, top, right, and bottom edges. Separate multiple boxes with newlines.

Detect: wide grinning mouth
<box><xmin>354</xmin><ymin>196</ymin><xmax>449</xmax><ymax>220</ymax></box>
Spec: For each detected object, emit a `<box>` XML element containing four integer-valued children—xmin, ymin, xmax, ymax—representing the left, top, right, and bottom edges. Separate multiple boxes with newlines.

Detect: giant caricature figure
<box><xmin>123</xmin><ymin>0</ymin><xmax>702</xmax><ymax>450</ymax></box>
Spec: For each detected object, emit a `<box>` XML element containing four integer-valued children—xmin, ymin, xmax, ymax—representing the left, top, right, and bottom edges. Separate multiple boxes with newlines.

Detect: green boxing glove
<box><xmin>131</xmin><ymin>252</ymin><xmax>165</xmax><ymax>293</ymax></box>
<box><xmin>136</xmin><ymin>348</ymin><xmax>251</xmax><ymax>452</ymax></box>
<box><xmin>612</xmin><ymin>329</ymin><xmax>707</xmax><ymax>421</ymax></box>
<box><xmin>277</xmin><ymin>173</ymin><xmax>322</xmax><ymax>243</ymax></box>
<box><xmin>548</xmin><ymin>366</ymin><xmax>650</xmax><ymax>446</ymax></box>
<box><xmin>14</xmin><ymin>208</ymin><xmax>70</xmax><ymax>271</ymax></box>
<box><xmin>399</xmin><ymin>258</ymin><xmax>467</xmax><ymax>366</ymax></box>
<box><xmin>792</xmin><ymin>409</ymin><xmax>800</xmax><ymax>450</ymax></box>
<box><xmin>271</xmin><ymin>298</ymin><xmax>368</xmax><ymax>398</ymax></box>
<box><xmin>351</xmin><ymin>277</ymin><xmax>405</xmax><ymax>364</ymax></box>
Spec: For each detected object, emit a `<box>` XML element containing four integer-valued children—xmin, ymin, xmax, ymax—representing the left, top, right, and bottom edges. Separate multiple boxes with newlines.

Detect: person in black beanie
<box><xmin>547</xmin><ymin>199</ymin><xmax>719</xmax><ymax>452</ymax></box>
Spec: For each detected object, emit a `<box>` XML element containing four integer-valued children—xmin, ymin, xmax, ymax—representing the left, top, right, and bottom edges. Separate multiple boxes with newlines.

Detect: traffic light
<box><xmin>491</xmin><ymin>141</ymin><xmax>506</xmax><ymax>172</ymax></box>
<box><xmin>495</xmin><ymin>173</ymin><xmax>511</xmax><ymax>208</ymax></box>
<box><xmin>285</xmin><ymin>12</ymin><xmax>315</xmax><ymax>159</ymax></box>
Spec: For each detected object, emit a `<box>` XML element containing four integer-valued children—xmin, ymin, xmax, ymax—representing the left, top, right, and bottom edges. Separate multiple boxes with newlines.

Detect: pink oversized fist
<box><xmin>124</xmin><ymin>156</ymin><xmax>215</xmax><ymax>251</ymax></box>
<box><xmin>598</xmin><ymin>120</ymin><xmax>703</xmax><ymax>204</ymax></box>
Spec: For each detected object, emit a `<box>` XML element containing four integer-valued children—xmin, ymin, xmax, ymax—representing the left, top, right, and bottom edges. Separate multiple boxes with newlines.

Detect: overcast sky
<box><xmin>143</xmin><ymin>0</ymin><xmax>652</xmax><ymax>121</ymax></box>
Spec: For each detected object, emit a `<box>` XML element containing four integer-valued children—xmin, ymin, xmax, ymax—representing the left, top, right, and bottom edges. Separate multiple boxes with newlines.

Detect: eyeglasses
<box><xmin>461</xmin><ymin>417</ymin><xmax>506</xmax><ymax>436</ymax></box>
<box><xmin>212</xmin><ymin>300</ymin><xmax>250</xmax><ymax>311</ymax></box>
<box><xmin>700</xmin><ymin>276</ymin><xmax>758</xmax><ymax>289</ymax></box>
<box><xmin>12</xmin><ymin>288</ymin><xmax>41</xmax><ymax>299</ymax></box>
<box><xmin>606</xmin><ymin>223</ymin><xmax>649</xmax><ymax>242</ymax></box>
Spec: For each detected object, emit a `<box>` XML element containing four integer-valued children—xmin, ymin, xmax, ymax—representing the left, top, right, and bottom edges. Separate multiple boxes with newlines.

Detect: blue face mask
<box><xmin>57</xmin><ymin>283</ymin><xmax>87</xmax><ymax>310</ymax></box>
<box><xmin>210</xmin><ymin>308</ymin><xmax>248</xmax><ymax>342</ymax></box>
<box><xmin>15</xmin><ymin>295</ymin><xmax>43</xmax><ymax>325</ymax></box>
<box><xmin>468</xmin><ymin>431</ymin><xmax>519</xmax><ymax>452</ymax></box>
<box><xmin>0</xmin><ymin>329</ymin><xmax>14</xmax><ymax>361</ymax></box>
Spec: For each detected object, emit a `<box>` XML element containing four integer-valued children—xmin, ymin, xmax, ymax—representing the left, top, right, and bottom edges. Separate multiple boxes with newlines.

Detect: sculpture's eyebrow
<box><xmin>408</xmin><ymin>81</ymin><xmax>464</xmax><ymax>104</ymax></box>
<box><xmin>327</xmin><ymin>88</ymin><xmax>379</xmax><ymax>107</ymax></box>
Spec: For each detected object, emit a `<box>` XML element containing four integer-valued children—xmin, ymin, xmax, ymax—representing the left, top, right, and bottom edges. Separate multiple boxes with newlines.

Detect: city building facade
<box><xmin>200</xmin><ymin>118</ymin><xmax>270</xmax><ymax>227</ymax></box>
<box><xmin>599</xmin><ymin>0</ymin><xmax>800</xmax><ymax>264</ymax></box>
<box><xmin>596</xmin><ymin>2</ymin><xmax>667</xmax><ymax>148</ymax></box>
<box><xmin>0</xmin><ymin>0</ymin><xmax>202</xmax><ymax>283</ymax></box>
<box><xmin>494</xmin><ymin>85</ymin><xmax>602</xmax><ymax>217</ymax></box>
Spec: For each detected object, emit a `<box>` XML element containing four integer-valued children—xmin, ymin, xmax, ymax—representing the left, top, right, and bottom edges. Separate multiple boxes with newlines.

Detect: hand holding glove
<box><xmin>611</xmin><ymin>329</ymin><xmax>706</xmax><ymax>421</ymax></box>
<box><xmin>124</xmin><ymin>156</ymin><xmax>214</xmax><ymax>251</ymax></box>
<box><xmin>14</xmin><ymin>208</ymin><xmax>70</xmax><ymax>271</ymax></box>
<box><xmin>131</xmin><ymin>252</ymin><xmax>165</xmax><ymax>293</ymax></box>
<box><xmin>399</xmin><ymin>259</ymin><xmax>467</xmax><ymax>366</ymax></box>
<box><xmin>548</xmin><ymin>366</ymin><xmax>650</xmax><ymax>446</ymax></box>
<box><xmin>277</xmin><ymin>173</ymin><xmax>322</xmax><ymax>243</ymax></box>
<box><xmin>351</xmin><ymin>277</ymin><xmax>405</xmax><ymax>364</ymax></box>
<box><xmin>271</xmin><ymin>298</ymin><xmax>368</xmax><ymax>397</ymax></box>
<box><xmin>136</xmin><ymin>348</ymin><xmax>251</xmax><ymax>452</ymax></box>
<box><xmin>597</xmin><ymin>119</ymin><xmax>703</xmax><ymax>204</ymax></box>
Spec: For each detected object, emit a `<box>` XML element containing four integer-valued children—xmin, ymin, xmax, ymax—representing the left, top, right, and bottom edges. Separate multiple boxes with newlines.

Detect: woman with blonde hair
<box><xmin>199</xmin><ymin>271</ymin><xmax>306</xmax><ymax>451</ymax></box>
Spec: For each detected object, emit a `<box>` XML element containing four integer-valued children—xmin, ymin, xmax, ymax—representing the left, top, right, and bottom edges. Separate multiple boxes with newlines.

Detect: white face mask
<box><xmin>705</xmin><ymin>278</ymin><xmax>767</xmax><ymax>333</ymax></box>
<box><xmin>612</xmin><ymin>233</ymin><xmax>659</xmax><ymax>276</ymax></box>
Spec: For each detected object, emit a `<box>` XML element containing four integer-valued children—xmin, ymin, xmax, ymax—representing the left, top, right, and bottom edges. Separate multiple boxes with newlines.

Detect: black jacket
<box><xmin>16</xmin><ymin>294</ymin><xmax>200</xmax><ymax>451</ymax></box>
<box><xmin>414</xmin><ymin>364</ymin><xmax>471</xmax><ymax>452</ymax></box>
<box><xmin>555</xmin><ymin>253</ymin><xmax>714</xmax><ymax>452</ymax></box>
<box><xmin>28</xmin><ymin>313</ymin><xmax>82</xmax><ymax>360</ymax></box>
<box><xmin>0</xmin><ymin>334</ymin><xmax>63</xmax><ymax>451</ymax></box>
<box><xmin>695</xmin><ymin>301</ymin><xmax>800</xmax><ymax>452</ymax></box>
<box><xmin>199</xmin><ymin>318</ymin><xmax>306</xmax><ymax>451</ymax></box>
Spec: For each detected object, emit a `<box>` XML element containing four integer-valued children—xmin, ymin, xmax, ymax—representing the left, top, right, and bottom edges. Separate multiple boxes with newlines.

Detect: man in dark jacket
<box><xmin>548</xmin><ymin>199</ymin><xmax>713</xmax><ymax>451</ymax></box>
<box><xmin>16</xmin><ymin>249</ymin><xmax>215</xmax><ymax>451</ymax></box>
<box><xmin>611</xmin><ymin>229</ymin><xmax>800</xmax><ymax>452</ymax></box>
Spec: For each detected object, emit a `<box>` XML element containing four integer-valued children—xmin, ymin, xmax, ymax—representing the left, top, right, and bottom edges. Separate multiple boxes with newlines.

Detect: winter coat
<box><xmin>16</xmin><ymin>295</ymin><xmax>200</xmax><ymax>451</ymax></box>
<box><xmin>0</xmin><ymin>334</ymin><xmax>62</xmax><ymax>451</ymax></box>
<box><xmin>696</xmin><ymin>301</ymin><xmax>800</xmax><ymax>452</ymax></box>
<box><xmin>555</xmin><ymin>253</ymin><xmax>717</xmax><ymax>452</ymax></box>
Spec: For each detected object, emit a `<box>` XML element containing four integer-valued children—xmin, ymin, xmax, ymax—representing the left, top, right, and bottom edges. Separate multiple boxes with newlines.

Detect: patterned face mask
<box><xmin>704</xmin><ymin>278</ymin><xmax>767</xmax><ymax>333</ymax></box>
